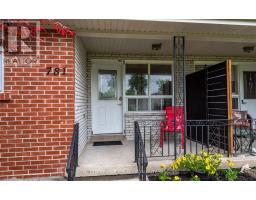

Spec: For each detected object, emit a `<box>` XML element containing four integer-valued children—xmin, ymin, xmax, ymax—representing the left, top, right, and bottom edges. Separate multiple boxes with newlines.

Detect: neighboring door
<box><xmin>240</xmin><ymin>65</ymin><xmax>256</xmax><ymax>118</ymax></box>
<box><xmin>92</xmin><ymin>63</ymin><xmax>123</xmax><ymax>134</ymax></box>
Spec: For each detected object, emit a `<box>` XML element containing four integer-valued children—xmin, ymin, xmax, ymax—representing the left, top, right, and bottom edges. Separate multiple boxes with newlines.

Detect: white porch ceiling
<box><xmin>80</xmin><ymin>37</ymin><xmax>256</xmax><ymax>57</ymax></box>
<box><xmin>59</xmin><ymin>19</ymin><xmax>256</xmax><ymax>57</ymax></box>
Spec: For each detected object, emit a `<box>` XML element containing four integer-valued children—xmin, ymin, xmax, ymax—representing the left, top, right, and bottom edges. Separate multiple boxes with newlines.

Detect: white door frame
<box><xmin>91</xmin><ymin>59</ymin><xmax>123</xmax><ymax>134</ymax></box>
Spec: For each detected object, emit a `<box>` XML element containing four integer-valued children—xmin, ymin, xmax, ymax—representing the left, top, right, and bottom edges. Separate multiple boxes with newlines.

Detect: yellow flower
<box><xmin>182</xmin><ymin>157</ymin><xmax>187</xmax><ymax>161</ymax></box>
<box><xmin>176</xmin><ymin>158</ymin><xmax>181</xmax><ymax>165</ymax></box>
<box><xmin>192</xmin><ymin>175</ymin><xmax>200</xmax><ymax>181</ymax></box>
<box><xmin>195</xmin><ymin>156</ymin><xmax>201</xmax><ymax>161</ymax></box>
<box><xmin>173</xmin><ymin>176</ymin><xmax>181</xmax><ymax>181</ymax></box>
<box><xmin>205</xmin><ymin>158</ymin><xmax>210</xmax><ymax>164</ymax></box>
<box><xmin>209</xmin><ymin>169</ymin><xmax>216</xmax><ymax>175</ymax></box>
<box><xmin>160</xmin><ymin>163</ymin><xmax>166</xmax><ymax>169</ymax></box>
<box><xmin>205</xmin><ymin>165</ymin><xmax>211</xmax><ymax>171</ymax></box>
<box><xmin>217</xmin><ymin>153</ymin><xmax>223</xmax><ymax>158</ymax></box>
<box><xmin>172</xmin><ymin>164</ymin><xmax>178</xmax><ymax>170</ymax></box>
<box><xmin>227</xmin><ymin>160</ymin><xmax>235</xmax><ymax>168</ymax></box>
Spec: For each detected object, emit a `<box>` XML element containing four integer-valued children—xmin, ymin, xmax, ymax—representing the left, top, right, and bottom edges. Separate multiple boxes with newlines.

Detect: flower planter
<box><xmin>148</xmin><ymin>169</ymin><xmax>256</xmax><ymax>181</ymax></box>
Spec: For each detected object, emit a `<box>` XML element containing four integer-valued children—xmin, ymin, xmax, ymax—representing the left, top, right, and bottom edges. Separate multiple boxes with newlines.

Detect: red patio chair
<box><xmin>160</xmin><ymin>106</ymin><xmax>184</xmax><ymax>148</ymax></box>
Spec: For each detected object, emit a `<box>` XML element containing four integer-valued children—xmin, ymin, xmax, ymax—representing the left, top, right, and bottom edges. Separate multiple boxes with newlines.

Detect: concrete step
<box><xmin>90</xmin><ymin>134</ymin><xmax>126</xmax><ymax>142</ymax></box>
<box><xmin>76</xmin><ymin>162</ymin><xmax>138</xmax><ymax>177</ymax></box>
<box><xmin>76</xmin><ymin>174</ymin><xmax>139</xmax><ymax>181</ymax></box>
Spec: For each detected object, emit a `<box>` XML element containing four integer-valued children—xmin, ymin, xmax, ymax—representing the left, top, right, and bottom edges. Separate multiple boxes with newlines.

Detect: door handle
<box><xmin>117</xmin><ymin>96</ymin><xmax>123</xmax><ymax>105</ymax></box>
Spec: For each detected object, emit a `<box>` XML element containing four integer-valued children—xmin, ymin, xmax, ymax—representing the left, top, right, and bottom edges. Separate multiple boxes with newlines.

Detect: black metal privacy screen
<box><xmin>186</xmin><ymin>61</ymin><xmax>230</xmax><ymax>152</ymax></box>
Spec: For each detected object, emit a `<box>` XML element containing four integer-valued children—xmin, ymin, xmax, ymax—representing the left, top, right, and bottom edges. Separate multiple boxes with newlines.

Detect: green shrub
<box><xmin>223</xmin><ymin>160</ymin><xmax>238</xmax><ymax>181</ymax></box>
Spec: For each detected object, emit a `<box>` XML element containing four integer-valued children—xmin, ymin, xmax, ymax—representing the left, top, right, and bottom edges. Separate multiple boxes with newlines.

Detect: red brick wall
<box><xmin>0</xmin><ymin>31</ymin><xmax>75</xmax><ymax>179</ymax></box>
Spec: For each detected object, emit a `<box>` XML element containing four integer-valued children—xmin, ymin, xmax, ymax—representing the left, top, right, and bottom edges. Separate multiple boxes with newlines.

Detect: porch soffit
<box><xmin>80</xmin><ymin>37</ymin><xmax>256</xmax><ymax>57</ymax></box>
<box><xmin>60</xmin><ymin>19</ymin><xmax>256</xmax><ymax>43</ymax></box>
<box><xmin>61</xmin><ymin>20</ymin><xmax>256</xmax><ymax>57</ymax></box>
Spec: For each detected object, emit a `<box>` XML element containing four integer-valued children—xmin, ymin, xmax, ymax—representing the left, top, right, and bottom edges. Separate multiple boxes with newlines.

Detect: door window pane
<box><xmin>150</xmin><ymin>64</ymin><xmax>172</xmax><ymax>95</ymax></box>
<box><xmin>125</xmin><ymin>64</ymin><xmax>148</xmax><ymax>95</ymax></box>
<box><xmin>244</xmin><ymin>72</ymin><xmax>256</xmax><ymax>99</ymax></box>
<box><xmin>98</xmin><ymin>70</ymin><xmax>117</xmax><ymax>100</ymax></box>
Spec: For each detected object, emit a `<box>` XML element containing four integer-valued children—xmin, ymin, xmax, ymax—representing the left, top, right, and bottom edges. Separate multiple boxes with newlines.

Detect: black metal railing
<box><xmin>185</xmin><ymin>120</ymin><xmax>230</xmax><ymax>155</ymax></box>
<box><xmin>137</xmin><ymin>120</ymin><xmax>183</xmax><ymax>158</ymax></box>
<box><xmin>66</xmin><ymin>123</ymin><xmax>79</xmax><ymax>181</ymax></box>
<box><xmin>136</xmin><ymin>119</ymin><xmax>256</xmax><ymax>159</ymax></box>
<box><xmin>134</xmin><ymin>121</ymin><xmax>148</xmax><ymax>181</ymax></box>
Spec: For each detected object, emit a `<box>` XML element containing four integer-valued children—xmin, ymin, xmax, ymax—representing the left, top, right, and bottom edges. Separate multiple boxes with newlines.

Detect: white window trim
<box><xmin>123</xmin><ymin>61</ymin><xmax>174</xmax><ymax>112</ymax></box>
<box><xmin>0</xmin><ymin>46</ymin><xmax>3</xmax><ymax>92</ymax></box>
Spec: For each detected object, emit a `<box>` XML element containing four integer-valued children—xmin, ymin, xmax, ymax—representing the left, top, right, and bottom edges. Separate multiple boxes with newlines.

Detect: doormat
<box><xmin>93</xmin><ymin>141</ymin><xmax>123</xmax><ymax>146</ymax></box>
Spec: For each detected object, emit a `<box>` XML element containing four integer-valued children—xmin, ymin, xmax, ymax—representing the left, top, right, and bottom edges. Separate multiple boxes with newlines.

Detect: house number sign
<box><xmin>46</xmin><ymin>67</ymin><xmax>67</xmax><ymax>76</ymax></box>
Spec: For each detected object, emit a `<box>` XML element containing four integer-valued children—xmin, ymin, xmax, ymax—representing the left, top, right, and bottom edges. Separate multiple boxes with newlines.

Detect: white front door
<box><xmin>92</xmin><ymin>62</ymin><xmax>123</xmax><ymax>134</ymax></box>
<box><xmin>240</xmin><ymin>65</ymin><xmax>256</xmax><ymax>118</ymax></box>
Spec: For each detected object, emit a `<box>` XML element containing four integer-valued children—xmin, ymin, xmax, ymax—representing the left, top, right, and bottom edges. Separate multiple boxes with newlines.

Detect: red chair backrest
<box><xmin>165</xmin><ymin>106</ymin><xmax>184</xmax><ymax>131</ymax></box>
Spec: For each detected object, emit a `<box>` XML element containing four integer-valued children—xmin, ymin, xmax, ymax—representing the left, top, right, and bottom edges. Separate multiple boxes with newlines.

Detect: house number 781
<box><xmin>46</xmin><ymin>67</ymin><xmax>66</xmax><ymax>76</ymax></box>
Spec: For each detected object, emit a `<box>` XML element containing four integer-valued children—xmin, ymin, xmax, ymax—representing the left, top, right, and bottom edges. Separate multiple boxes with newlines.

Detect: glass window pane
<box><xmin>244</xmin><ymin>71</ymin><xmax>256</xmax><ymax>99</ymax></box>
<box><xmin>125</xmin><ymin>64</ymin><xmax>148</xmax><ymax>95</ymax></box>
<box><xmin>232</xmin><ymin>97</ymin><xmax>239</xmax><ymax>110</ymax></box>
<box><xmin>128</xmin><ymin>99</ymin><xmax>136</xmax><ymax>111</ymax></box>
<box><xmin>150</xmin><ymin>64</ymin><xmax>172</xmax><ymax>95</ymax></box>
<box><xmin>98</xmin><ymin>70</ymin><xmax>117</xmax><ymax>100</ymax></box>
<box><xmin>151</xmin><ymin>98</ymin><xmax>161</xmax><ymax>111</ymax></box>
<box><xmin>232</xmin><ymin>65</ymin><xmax>238</xmax><ymax>94</ymax></box>
<box><xmin>138</xmin><ymin>99</ymin><xmax>148</xmax><ymax>111</ymax></box>
<box><xmin>163</xmin><ymin>98</ymin><xmax>172</xmax><ymax>110</ymax></box>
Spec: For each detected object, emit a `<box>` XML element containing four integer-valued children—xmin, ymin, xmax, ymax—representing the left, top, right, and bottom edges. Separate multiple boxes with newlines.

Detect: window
<box><xmin>232</xmin><ymin>65</ymin><xmax>238</xmax><ymax>94</ymax></box>
<box><xmin>125</xmin><ymin>63</ymin><xmax>172</xmax><ymax>111</ymax></box>
<box><xmin>98</xmin><ymin>70</ymin><xmax>117</xmax><ymax>100</ymax></box>
<box><xmin>125</xmin><ymin>64</ymin><xmax>148</xmax><ymax>96</ymax></box>
<box><xmin>232</xmin><ymin>65</ymin><xmax>239</xmax><ymax>110</ymax></box>
<box><xmin>150</xmin><ymin>64</ymin><xmax>172</xmax><ymax>95</ymax></box>
<box><xmin>0</xmin><ymin>46</ymin><xmax>3</xmax><ymax>92</ymax></box>
<box><xmin>243</xmin><ymin>71</ymin><xmax>256</xmax><ymax>99</ymax></box>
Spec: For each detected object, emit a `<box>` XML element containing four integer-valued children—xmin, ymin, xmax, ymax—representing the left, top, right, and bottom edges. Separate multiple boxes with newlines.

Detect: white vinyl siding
<box><xmin>75</xmin><ymin>37</ymin><xmax>88</xmax><ymax>155</ymax></box>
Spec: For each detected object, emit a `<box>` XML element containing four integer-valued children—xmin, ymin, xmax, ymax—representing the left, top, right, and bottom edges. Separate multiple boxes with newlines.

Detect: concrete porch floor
<box><xmin>76</xmin><ymin>139</ymin><xmax>176</xmax><ymax>177</ymax></box>
<box><xmin>76</xmin><ymin>139</ymin><xmax>256</xmax><ymax>178</ymax></box>
<box><xmin>76</xmin><ymin>140</ymin><xmax>137</xmax><ymax>177</ymax></box>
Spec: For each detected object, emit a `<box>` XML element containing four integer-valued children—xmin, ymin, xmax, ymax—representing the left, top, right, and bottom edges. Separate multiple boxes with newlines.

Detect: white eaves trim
<box><xmin>147</xmin><ymin>19</ymin><xmax>256</xmax><ymax>27</ymax></box>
